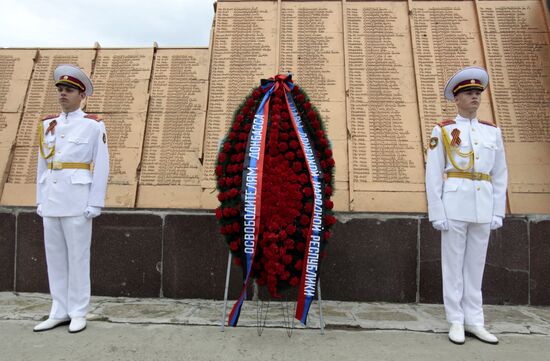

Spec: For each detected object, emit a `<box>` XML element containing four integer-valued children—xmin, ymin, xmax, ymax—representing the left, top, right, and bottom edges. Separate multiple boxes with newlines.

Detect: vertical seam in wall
<box><xmin>12</xmin><ymin>210</ymin><xmax>18</xmax><ymax>292</ymax></box>
<box><xmin>527</xmin><ymin>218</ymin><xmax>531</xmax><ymax>305</ymax></box>
<box><xmin>416</xmin><ymin>217</ymin><xmax>421</xmax><ymax>303</ymax></box>
<box><xmin>159</xmin><ymin>213</ymin><xmax>165</xmax><ymax>298</ymax></box>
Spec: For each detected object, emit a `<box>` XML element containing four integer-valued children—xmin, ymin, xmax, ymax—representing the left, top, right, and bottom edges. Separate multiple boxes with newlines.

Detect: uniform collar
<box><xmin>60</xmin><ymin>108</ymin><xmax>84</xmax><ymax>122</ymax></box>
<box><xmin>455</xmin><ymin>114</ymin><xmax>478</xmax><ymax>125</ymax></box>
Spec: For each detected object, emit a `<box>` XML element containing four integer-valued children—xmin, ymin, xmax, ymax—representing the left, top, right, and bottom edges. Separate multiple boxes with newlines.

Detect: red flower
<box><xmin>303</xmin><ymin>187</ymin><xmax>313</xmax><ymax>197</ymax></box>
<box><xmin>325</xmin><ymin>186</ymin><xmax>333</xmax><ymax>196</ymax></box>
<box><xmin>284</xmin><ymin>238</ymin><xmax>295</xmax><ymax>248</ymax></box>
<box><xmin>286</xmin><ymin>224</ymin><xmax>296</xmax><ymax>235</ymax></box>
<box><xmin>289</xmin><ymin>140</ymin><xmax>299</xmax><ymax>150</ymax></box>
<box><xmin>294</xmin><ymin>259</ymin><xmax>303</xmax><ymax>271</ymax></box>
<box><xmin>296</xmin><ymin>242</ymin><xmax>305</xmax><ymax>253</ymax></box>
<box><xmin>215</xmin><ymin>208</ymin><xmax>222</xmax><ymax>220</ymax></box>
<box><xmin>252</xmin><ymin>89</ymin><xmax>262</xmax><ymax>99</ymax></box>
<box><xmin>324</xmin><ymin>199</ymin><xmax>334</xmax><ymax>210</ymax></box>
<box><xmin>285</xmin><ymin>152</ymin><xmax>295</xmax><ymax>161</ymax></box>
<box><xmin>292</xmin><ymin>162</ymin><xmax>302</xmax><ymax>172</ymax></box>
<box><xmin>278</xmin><ymin>142</ymin><xmax>288</xmax><ymax>152</ymax></box>
<box><xmin>229</xmin><ymin>241</ymin><xmax>239</xmax><ymax>251</ymax></box>
<box><xmin>307</xmin><ymin>110</ymin><xmax>317</xmax><ymax>121</ymax></box>
<box><xmin>295</xmin><ymin>94</ymin><xmax>305</xmax><ymax>103</ymax></box>
<box><xmin>324</xmin><ymin>149</ymin><xmax>333</xmax><ymax>157</ymax></box>
<box><xmin>324</xmin><ymin>215</ymin><xmax>336</xmax><ymax>226</ymax></box>
<box><xmin>303</xmin><ymin>102</ymin><xmax>311</xmax><ymax>110</ymax></box>
<box><xmin>300</xmin><ymin>214</ymin><xmax>310</xmax><ymax>226</ymax></box>
<box><xmin>246</xmin><ymin>98</ymin><xmax>255</xmax><ymax>107</ymax></box>
<box><xmin>289</xmin><ymin>277</ymin><xmax>299</xmax><ymax>287</ymax></box>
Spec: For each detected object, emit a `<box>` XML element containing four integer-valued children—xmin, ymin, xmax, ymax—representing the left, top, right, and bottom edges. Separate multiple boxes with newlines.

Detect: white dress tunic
<box><xmin>36</xmin><ymin>108</ymin><xmax>109</xmax><ymax>319</ymax></box>
<box><xmin>425</xmin><ymin>114</ymin><xmax>508</xmax><ymax>326</ymax></box>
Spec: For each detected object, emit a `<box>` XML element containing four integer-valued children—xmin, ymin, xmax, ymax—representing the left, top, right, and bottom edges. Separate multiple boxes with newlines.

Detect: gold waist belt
<box><xmin>446</xmin><ymin>171</ymin><xmax>491</xmax><ymax>182</ymax></box>
<box><xmin>48</xmin><ymin>162</ymin><xmax>90</xmax><ymax>170</ymax></box>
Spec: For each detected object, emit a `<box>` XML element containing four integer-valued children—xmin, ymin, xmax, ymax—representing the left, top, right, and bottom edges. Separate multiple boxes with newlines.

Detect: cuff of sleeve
<box><xmin>428</xmin><ymin>204</ymin><xmax>446</xmax><ymax>222</ymax></box>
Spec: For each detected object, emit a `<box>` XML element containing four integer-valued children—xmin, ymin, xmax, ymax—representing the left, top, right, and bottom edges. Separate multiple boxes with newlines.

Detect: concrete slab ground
<box><xmin>1</xmin><ymin>292</ymin><xmax>549</xmax><ymax>361</ymax></box>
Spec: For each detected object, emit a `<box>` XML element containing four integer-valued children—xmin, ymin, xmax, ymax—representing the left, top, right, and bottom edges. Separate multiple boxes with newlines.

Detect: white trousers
<box><xmin>43</xmin><ymin>215</ymin><xmax>92</xmax><ymax>319</ymax></box>
<box><xmin>441</xmin><ymin>219</ymin><xmax>491</xmax><ymax>326</ymax></box>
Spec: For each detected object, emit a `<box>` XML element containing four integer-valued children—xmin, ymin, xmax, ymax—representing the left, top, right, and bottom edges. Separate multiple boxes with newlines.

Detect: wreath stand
<box><xmin>220</xmin><ymin>253</ymin><xmax>325</xmax><ymax>337</ymax></box>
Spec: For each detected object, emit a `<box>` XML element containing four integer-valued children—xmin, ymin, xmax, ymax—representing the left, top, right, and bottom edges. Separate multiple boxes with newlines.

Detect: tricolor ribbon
<box><xmin>227</xmin><ymin>76</ymin><xmax>286</xmax><ymax>327</ymax></box>
<box><xmin>284</xmin><ymin>86</ymin><xmax>325</xmax><ymax>325</ymax></box>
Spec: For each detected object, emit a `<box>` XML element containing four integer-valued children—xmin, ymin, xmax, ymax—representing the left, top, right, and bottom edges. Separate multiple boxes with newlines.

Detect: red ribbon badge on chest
<box><xmin>45</xmin><ymin>120</ymin><xmax>57</xmax><ymax>135</ymax></box>
<box><xmin>450</xmin><ymin>128</ymin><xmax>461</xmax><ymax>147</ymax></box>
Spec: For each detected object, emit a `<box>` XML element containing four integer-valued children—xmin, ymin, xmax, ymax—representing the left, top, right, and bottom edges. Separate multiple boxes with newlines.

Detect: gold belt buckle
<box><xmin>52</xmin><ymin>161</ymin><xmax>62</xmax><ymax>170</ymax></box>
<box><xmin>472</xmin><ymin>172</ymin><xmax>481</xmax><ymax>181</ymax></box>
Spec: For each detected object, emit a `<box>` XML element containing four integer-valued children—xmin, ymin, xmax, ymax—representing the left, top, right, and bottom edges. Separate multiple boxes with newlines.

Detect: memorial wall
<box><xmin>0</xmin><ymin>0</ymin><xmax>549</xmax><ymax>214</ymax></box>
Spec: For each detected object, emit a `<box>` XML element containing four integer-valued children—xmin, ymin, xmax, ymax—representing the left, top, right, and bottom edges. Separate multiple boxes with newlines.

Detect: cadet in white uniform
<box><xmin>425</xmin><ymin>66</ymin><xmax>508</xmax><ymax>345</ymax></box>
<box><xmin>33</xmin><ymin>64</ymin><xmax>109</xmax><ymax>333</ymax></box>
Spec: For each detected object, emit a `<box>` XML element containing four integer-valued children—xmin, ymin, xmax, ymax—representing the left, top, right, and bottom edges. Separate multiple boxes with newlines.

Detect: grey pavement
<box><xmin>1</xmin><ymin>292</ymin><xmax>550</xmax><ymax>361</ymax></box>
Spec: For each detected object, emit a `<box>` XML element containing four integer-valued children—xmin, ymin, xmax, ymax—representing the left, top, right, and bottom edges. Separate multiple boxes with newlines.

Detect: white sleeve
<box><xmin>425</xmin><ymin>126</ymin><xmax>447</xmax><ymax>222</ymax></box>
<box><xmin>490</xmin><ymin>127</ymin><xmax>508</xmax><ymax>218</ymax></box>
<box><xmin>88</xmin><ymin>121</ymin><xmax>109</xmax><ymax>207</ymax></box>
<box><xmin>36</xmin><ymin>122</ymin><xmax>48</xmax><ymax>205</ymax></box>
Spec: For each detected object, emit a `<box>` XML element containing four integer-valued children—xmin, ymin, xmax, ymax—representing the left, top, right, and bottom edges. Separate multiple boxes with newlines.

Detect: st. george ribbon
<box><xmin>228</xmin><ymin>74</ymin><xmax>325</xmax><ymax>327</ymax></box>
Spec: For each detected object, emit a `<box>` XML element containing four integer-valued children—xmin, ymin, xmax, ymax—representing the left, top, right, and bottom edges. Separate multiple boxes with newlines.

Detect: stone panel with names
<box><xmin>137</xmin><ymin>48</ymin><xmax>210</xmax><ymax>208</ymax></box>
<box><xmin>479</xmin><ymin>0</ymin><xmax>550</xmax><ymax>213</ymax></box>
<box><xmin>279</xmin><ymin>1</ymin><xmax>349</xmax><ymax>210</ymax></box>
<box><xmin>411</xmin><ymin>1</ymin><xmax>492</xmax><ymax>150</ymax></box>
<box><xmin>201</xmin><ymin>1</ymin><xmax>278</xmax><ymax>207</ymax></box>
<box><xmin>0</xmin><ymin>49</ymin><xmax>35</xmax><ymax>113</ymax></box>
<box><xmin>87</xmin><ymin>49</ymin><xmax>153</xmax><ymax>207</ymax></box>
<box><xmin>0</xmin><ymin>50</ymin><xmax>36</xmax><ymax>200</ymax></box>
<box><xmin>345</xmin><ymin>1</ymin><xmax>425</xmax><ymax>212</ymax></box>
<box><xmin>1</xmin><ymin>50</ymin><xmax>95</xmax><ymax>206</ymax></box>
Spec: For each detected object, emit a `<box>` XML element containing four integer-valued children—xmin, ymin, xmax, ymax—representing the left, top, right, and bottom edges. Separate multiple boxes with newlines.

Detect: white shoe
<box><xmin>464</xmin><ymin>325</ymin><xmax>499</xmax><ymax>344</ymax></box>
<box><xmin>448</xmin><ymin>323</ymin><xmax>465</xmax><ymax>345</ymax></box>
<box><xmin>68</xmin><ymin>317</ymin><xmax>87</xmax><ymax>333</ymax></box>
<box><xmin>33</xmin><ymin>317</ymin><xmax>70</xmax><ymax>332</ymax></box>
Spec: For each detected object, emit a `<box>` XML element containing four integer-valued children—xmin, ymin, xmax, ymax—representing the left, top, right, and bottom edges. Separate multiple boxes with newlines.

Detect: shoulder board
<box><xmin>84</xmin><ymin>114</ymin><xmax>103</xmax><ymax>122</ymax></box>
<box><xmin>40</xmin><ymin>114</ymin><xmax>59</xmax><ymax>122</ymax></box>
<box><xmin>436</xmin><ymin>120</ymin><xmax>456</xmax><ymax>127</ymax></box>
<box><xmin>479</xmin><ymin>120</ymin><xmax>496</xmax><ymax>127</ymax></box>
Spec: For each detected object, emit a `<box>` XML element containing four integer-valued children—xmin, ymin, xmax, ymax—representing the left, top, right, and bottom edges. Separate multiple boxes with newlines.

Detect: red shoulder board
<box><xmin>436</xmin><ymin>120</ymin><xmax>456</xmax><ymax>127</ymax></box>
<box><xmin>84</xmin><ymin>114</ymin><xmax>103</xmax><ymax>122</ymax></box>
<box><xmin>40</xmin><ymin>114</ymin><xmax>59</xmax><ymax>122</ymax></box>
<box><xmin>479</xmin><ymin>120</ymin><xmax>496</xmax><ymax>127</ymax></box>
